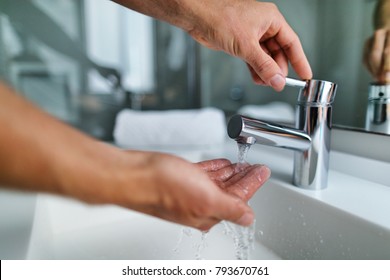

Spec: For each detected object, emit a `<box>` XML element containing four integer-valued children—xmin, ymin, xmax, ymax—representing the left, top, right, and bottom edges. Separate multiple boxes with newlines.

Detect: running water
<box><xmin>172</xmin><ymin>142</ymin><xmax>256</xmax><ymax>260</ymax></box>
<box><xmin>172</xmin><ymin>228</ymin><xmax>208</xmax><ymax>259</ymax></box>
<box><xmin>237</xmin><ymin>142</ymin><xmax>252</xmax><ymax>164</ymax></box>
<box><xmin>195</xmin><ymin>231</ymin><xmax>209</xmax><ymax>260</ymax></box>
<box><xmin>223</xmin><ymin>220</ymin><xmax>256</xmax><ymax>260</ymax></box>
<box><xmin>222</xmin><ymin>142</ymin><xmax>256</xmax><ymax>259</ymax></box>
<box><xmin>172</xmin><ymin>228</ymin><xmax>193</xmax><ymax>256</ymax></box>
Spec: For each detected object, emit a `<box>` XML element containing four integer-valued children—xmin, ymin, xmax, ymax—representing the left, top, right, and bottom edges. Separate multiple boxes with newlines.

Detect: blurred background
<box><xmin>0</xmin><ymin>0</ymin><xmax>377</xmax><ymax>140</ymax></box>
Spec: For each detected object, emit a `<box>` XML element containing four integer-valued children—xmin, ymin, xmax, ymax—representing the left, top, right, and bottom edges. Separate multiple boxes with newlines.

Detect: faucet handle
<box><xmin>285</xmin><ymin>77</ymin><xmax>307</xmax><ymax>89</ymax></box>
<box><xmin>299</xmin><ymin>79</ymin><xmax>337</xmax><ymax>105</ymax></box>
<box><xmin>285</xmin><ymin>77</ymin><xmax>337</xmax><ymax>106</ymax></box>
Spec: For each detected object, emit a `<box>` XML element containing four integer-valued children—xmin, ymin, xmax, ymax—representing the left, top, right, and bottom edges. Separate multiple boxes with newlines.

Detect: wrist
<box><xmin>57</xmin><ymin>141</ymin><xmax>160</xmax><ymax>210</ymax></box>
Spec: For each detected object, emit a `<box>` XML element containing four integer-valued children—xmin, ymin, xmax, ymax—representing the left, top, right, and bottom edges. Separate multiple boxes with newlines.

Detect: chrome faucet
<box><xmin>227</xmin><ymin>78</ymin><xmax>337</xmax><ymax>190</ymax></box>
<box><xmin>365</xmin><ymin>82</ymin><xmax>390</xmax><ymax>134</ymax></box>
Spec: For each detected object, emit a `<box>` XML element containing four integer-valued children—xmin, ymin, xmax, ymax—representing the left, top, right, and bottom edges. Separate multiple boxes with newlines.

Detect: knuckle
<box><xmin>254</xmin><ymin>57</ymin><xmax>276</xmax><ymax>77</ymax></box>
<box><xmin>263</xmin><ymin>2</ymin><xmax>278</xmax><ymax>13</ymax></box>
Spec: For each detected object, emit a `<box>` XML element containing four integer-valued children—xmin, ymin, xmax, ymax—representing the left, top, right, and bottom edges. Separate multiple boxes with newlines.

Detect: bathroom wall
<box><xmin>0</xmin><ymin>0</ymin><xmax>377</xmax><ymax>136</ymax></box>
<box><xmin>0</xmin><ymin>0</ymin><xmax>84</xmax><ymax>123</ymax></box>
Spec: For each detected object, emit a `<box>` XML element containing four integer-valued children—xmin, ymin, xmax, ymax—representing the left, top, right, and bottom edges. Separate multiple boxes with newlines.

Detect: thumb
<box><xmin>246</xmin><ymin>45</ymin><xmax>286</xmax><ymax>92</ymax></box>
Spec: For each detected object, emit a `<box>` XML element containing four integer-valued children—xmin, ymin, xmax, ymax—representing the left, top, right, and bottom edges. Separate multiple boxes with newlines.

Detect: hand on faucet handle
<box><xmin>363</xmin><ymin>0</ymin><xmax>390</xmax><ymax>83</ymax></box>
<box><xmin>363</xmin><ymin>28</ymin><xmax>390</xmax><ymax>83</ymax></box>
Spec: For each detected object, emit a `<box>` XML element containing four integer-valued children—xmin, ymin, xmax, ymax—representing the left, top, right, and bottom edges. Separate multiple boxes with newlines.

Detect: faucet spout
<box><xmin>228</xmin><ymin>115</ymin><xmax>311</xmax><ymax>151</ymax></box>
<box><xmin>228</xmin><ymin>78</ymin><xmax>337</xmax><ymax>190</ymax></box>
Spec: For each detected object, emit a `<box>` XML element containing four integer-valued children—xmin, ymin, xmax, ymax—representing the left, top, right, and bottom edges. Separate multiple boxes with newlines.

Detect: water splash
<box><xmin>172</xmin><ymin>143</ymin><xmax>255</xmax><ymax>260</ymax></box>
<box><xmin>222</xmin><ymin>142</ymin><xmax>256</xmax><ymax>260</ymax></box>
<box><xmin>195</xmin><ymin>231</ymin><xmax>208</xmax><ymax>260</ymax></box>
<box><xmin>223</xmin><ymin>220</ymin><xmax>256</xmax><ymax>260</ymax></box>
<box><xmin>172</xmin><ymin>227</ymin><xmax>193</xmax><ymax>256</ymax></box>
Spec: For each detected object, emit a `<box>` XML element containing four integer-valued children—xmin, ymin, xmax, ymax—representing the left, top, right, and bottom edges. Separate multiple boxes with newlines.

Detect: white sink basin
<box><xmin>1</xmin><ymin>141</ymin><xmax>390</xmax><ymax>259</ymax></box>
<box><xmin>252</xmin><ymin>179</ymin><xmax>390</xmax><ymax>259</ymax></box>
<box><xmin>0</xmin><ymin>190</ymin><xmax>36</xmax><ymax>259</ymax></box>
<box><xmin>25</xmin><ymin>194</ymin><xmax>279</xmax><ymax>259</ymax></box>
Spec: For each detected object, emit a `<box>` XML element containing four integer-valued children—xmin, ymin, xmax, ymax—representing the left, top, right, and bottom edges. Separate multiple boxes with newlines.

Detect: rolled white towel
<box><xmin>114</xmin><ymin>107</ymin><xmax>227</xmax><ymax>149</ymax></box>
<box><xmin>238</xmin><ymin>102</ymin><xmax>295</xmax><ymax>124</ymax></box>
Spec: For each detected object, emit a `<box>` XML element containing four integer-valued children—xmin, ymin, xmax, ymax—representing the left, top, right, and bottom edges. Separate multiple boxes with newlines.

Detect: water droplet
<box><xmin>183</xmin><ymin>228</ymin><xmax>193</xmax><ymax>237</ymax></box>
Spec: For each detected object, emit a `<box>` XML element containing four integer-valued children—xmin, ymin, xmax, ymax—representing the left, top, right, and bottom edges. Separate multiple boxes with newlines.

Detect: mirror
<box><xmin>1</xmin><ymin>0</ymin><xmax>389</xmax><ymax>138</ymax></box>
<box><xmin>202</xmin><ymin>0</ymin><xmax>390</xmax><ymax>135</ymax></box>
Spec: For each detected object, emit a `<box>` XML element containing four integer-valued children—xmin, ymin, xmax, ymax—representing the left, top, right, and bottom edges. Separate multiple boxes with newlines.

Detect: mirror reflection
<box><xmin>202</xmin><ymin>0</ymin><xmax>389</xmax><ymax>134</ymax></box>
<box><xmin>0</xmin><ymin>0</ymin><xmax>389</xmax><ymax>139</ymax></box>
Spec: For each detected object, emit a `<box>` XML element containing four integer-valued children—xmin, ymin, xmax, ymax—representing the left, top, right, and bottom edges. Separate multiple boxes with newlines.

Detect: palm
<box><xmin>196</xmin><ymin>159</ymin><xmax>270</xmax><ymax>202</ymax></box>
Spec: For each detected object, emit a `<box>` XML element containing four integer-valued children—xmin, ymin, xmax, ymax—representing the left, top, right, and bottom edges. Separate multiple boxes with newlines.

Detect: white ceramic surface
<box><xmin>0</xmin><ymin>190</ymin><xmax>36</xmax><ymax>259</ymax></box>
<box><xmin>1</xmin><ymin>140</ymin><xmax>390</xmax><ymax>259</ymax></box>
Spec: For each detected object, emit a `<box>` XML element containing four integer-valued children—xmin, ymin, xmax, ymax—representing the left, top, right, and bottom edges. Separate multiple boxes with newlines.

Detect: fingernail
<box><xmin>269</xmin><ymin>74</ymin><xmax>285</xmax><ymax>91</ymax></box>
<box><xmin>385</xmin><ymin>72</ymin><xmax>390</xmax><ymax>83</ymax></box>
<box><xmin>252</xmin><ymin>164</ymin><xmax>271</xmax><ymax>182</ymax></box>
<box><xmin>236</xmin><ymin>212</ymin><xmax>254</xmax><ymax>226</ymax></box>
<box><xmin>259</xmin><ymin>165</ymin><xmax>271</xmax><ymax>181</ymax></box>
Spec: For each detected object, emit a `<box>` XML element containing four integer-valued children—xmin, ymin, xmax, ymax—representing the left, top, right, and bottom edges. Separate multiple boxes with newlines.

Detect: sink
<box><xmin>1</xmin><ymin>141</ymin><xmax>390</xmax><ymax>259</ymax></box>
<box><xmin>25</xmin><ymin>194</ymin><xmax>279</xmax><ymax>259</ymax></box>
<box><xmin>252</xmin><ymin>179</ymin><xmax>390</xmax><ymax>259</ymax></box>
<box><xmin>0</xmin><ymin>190</ymin><xmax>36</xmax><ymax>259</ymax></box>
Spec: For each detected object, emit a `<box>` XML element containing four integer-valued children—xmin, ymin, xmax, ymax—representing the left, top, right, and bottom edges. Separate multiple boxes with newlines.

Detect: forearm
<box><xmin>111</xmin><ymin>0</ymin><xmax>236</xmax><ymax>42</ymax></box>
<box><xmin>0</xmin><ymin>82</ymin><xmax>62</xmax><ymax>193</ymax></box>
<box><xmin>113</xmin><ymin>0</ymin><xmax>312</xmax><ymax>90</ymax></box>
<box><xmin>0</xmin><ymin>83</ymin><xmax>266</xmax><ymax>230</ymax></box>
<box><xmin>112</xmin><ymin>0</ymin><xmax>200</xmax><ymax>31</ymax></box>
<box><xmin>0</xmin><ymin>82</ymin><xmax>145</xmax><ymax>205</ymax></box>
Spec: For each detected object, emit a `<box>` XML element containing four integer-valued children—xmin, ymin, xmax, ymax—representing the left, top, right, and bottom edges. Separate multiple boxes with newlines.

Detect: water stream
<box><xmin>225</xmin><ymin>142</ymin><xmax>256</xmax><ymax>259</ymax></box>
<box><xmin>173</xmin><ymin>142</ymin><xmax>257</xmax><ymax>259</ymax></box>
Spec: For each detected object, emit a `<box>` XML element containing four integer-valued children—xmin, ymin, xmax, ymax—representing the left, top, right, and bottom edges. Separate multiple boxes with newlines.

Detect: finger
<box><xmin>225</xmin><ymin>165</ymin><xmax>271</xmax><ymax>201</ymax></box>
<box><xmin>225</xmin><ymin>164</ymin><xmax>267</xmax><ymax>187</ymax></box>
<box><xmin>274</xmin><ymin>22</ymin><xmax>312</xmax><ymax>80</ymax></box>
<box><xmin>208</xmin><ymin>163</ymin><xmax>251</xmax><ymax>184</ymax></box>
<box><xmin>245</xmin><ymin>42</ymin><xmax>286</xmax><ymax>91</ymax></box>
<box><xmin>370</xmin><ymin>29</ymin><xmax>387</xmax><ymax>76</ymax></box>
<box><xmin>363</xmin><ymin>37</ymin><xmax>376</xmax><ymax>75</ymax></box>
<box><xmin>254</xmin><ymin>42</ymin><xmax>286</xmax><ymax>82</ymax></box>
<box><xmin>211</xmin><ymin>193</ymin><xmax>255</xmax><ymax>227</ymax></box>
<box><xmin>260</xmin><ymin>42</ymin><xmax>272</xmax><ymax>56</ymax></box>
<box><xmin>380</xmin><ymin>30</ymin><xmax>390</xmax><ymax>83</ymax></box>
<box><xmin>265</xmin><ymin>38</ymin><xmax>289</xmax><ymax>76</ymax></box>
<box><xmin>196</xmin><ymin>158</ymin><xmax>232</xmax><ymax>172</ymax></box>
<box><xmin>247</xmin><ymin>39</ymin><xmax>285</xmax><ymax>85</ymax></box>
<box><xmin>246</xmin><ymin>63</ymin><xmax>266</xmax><ymax>85</ymax></box>
<box><xmin>192</xmin><ymin>217</ymin><xmax>221</xmax><ymax>232</ymax></box>
<box><xmin>157</xmin><ymin>208</ymin><xmax>221</xmax><ymax>232</ymax></box>
<box><xmin>207</xmin><ymin>164</ymin><xmax>236</xmax><ymax>183</ymax></box>
<box><xmin>190</xmin><ymin>188</ymin><xmax>255</xmax><ymax>230</ymax></box>
<box><xmin>385</xmin><ymin>71</ymin><xmax>390</xmax><ymax>83</ymax></box>
<box><xmin>383</xmin><ymin>30</ymin><xmax>390</xmax><ymax>72</ymax></box>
